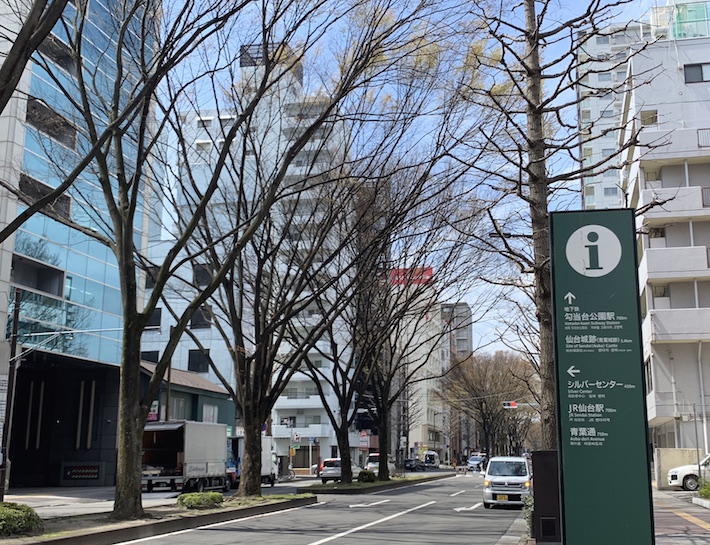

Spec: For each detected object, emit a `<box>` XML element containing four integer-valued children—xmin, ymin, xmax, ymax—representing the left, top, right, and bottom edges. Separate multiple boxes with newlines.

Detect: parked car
<box><xmin>403</xmin><ymin>458</ymin><xmax>426</xmax><ymax>471</ymax></box>
<box><xmin>365</xmin><ymin>453</ymin><xmax>396</xmax><ymax>473</ymax></box>
<box><xmin>466</xmin><ymin>454</ymin><xmax>486</xmax><ymax>472</ymax></box>
<box><xmin>667</xmin><ymin>453</ymin><xmax>710</xmax><ymax>491</ymax></box>
<box><xmin>320</xmin><ymin>458</ymin><xmax>362</xmax><ymax>484</ymax></box>
<box><xmin>482</xmin><ymin>456</ymin><xmax>532</xmax><ymax>509</ymax></box>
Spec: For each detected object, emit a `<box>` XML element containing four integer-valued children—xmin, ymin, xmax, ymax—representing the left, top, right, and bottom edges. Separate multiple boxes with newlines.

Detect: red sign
<box><xmin>390</xmin><ymin>267</ymin><xmax>433</xmax><ymax>285</ymax></box>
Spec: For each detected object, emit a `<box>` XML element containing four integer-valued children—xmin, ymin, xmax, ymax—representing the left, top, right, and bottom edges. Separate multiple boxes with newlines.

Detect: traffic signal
<box><xmin>502</xmin><ymin>401</ymin><xmax>517</xmax><ymax>409</ymax></box>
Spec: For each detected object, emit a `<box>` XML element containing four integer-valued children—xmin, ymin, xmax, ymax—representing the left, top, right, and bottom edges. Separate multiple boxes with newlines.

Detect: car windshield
<box><xmin>324</xmin><ymin>460</ymin><xmax>340</xmax><ymax>468</ymax></box>
<box><xmin>487</xmin><ymin>461</ymin><xmax>527</xmax><ymax>477</ymax></box>
<box><xmin>425</xmin><ymin>454</ymin><xmax>435</xmax><ymax>463</ymax></box>
<box><xmin>366</xmin><ymin>455</ymin><xmax>379</xmax><ymax>464</ymax></box>
<box><xmin>469</xmin><ymin>456</ymin><xmax>481</xmax><ymax>462</ymax></box>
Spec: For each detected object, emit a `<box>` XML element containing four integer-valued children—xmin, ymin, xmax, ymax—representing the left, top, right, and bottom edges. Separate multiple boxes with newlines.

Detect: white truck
<box><xmin>229</xmin><ymin>433</ymin><xmax>278</xmax><ymax>487</ymax></box>
<box><xmin>141</xmin><ymin>420</ymin><xmax>230</xmax><ymax>493</ymax></box>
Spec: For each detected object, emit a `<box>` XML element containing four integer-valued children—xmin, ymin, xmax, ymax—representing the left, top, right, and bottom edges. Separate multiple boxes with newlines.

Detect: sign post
<box><xmin>550</xmin><ymin>210</ymin><xmax>654</xmax><ymax>544</ymax></box>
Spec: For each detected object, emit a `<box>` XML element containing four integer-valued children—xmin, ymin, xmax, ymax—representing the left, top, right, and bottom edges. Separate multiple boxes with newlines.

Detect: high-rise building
<box><xmin>619</xmin><ymin>3</ymin><xmax>710</xmax><ymax>459</ymax></box>
<box><xmin>0</xmin><ymin>3</ymin><xmax>231</xmax><ymax>488</ymax></box>
<box><xmin>143</xmin><ymin>43</ymin><xmax>357</xmax><ymax>467</ymax></box>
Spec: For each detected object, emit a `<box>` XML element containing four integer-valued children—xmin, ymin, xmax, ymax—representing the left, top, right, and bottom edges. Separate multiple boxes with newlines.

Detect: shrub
<box><xmin>698</xmin><ymin>480</ymin><xmax>710</xmax><ymax>500</ymax></box>
<box><xmin>177</xmin><ymin>492</ymin><xmax>224</xmax><ymax>509</ymax></box>
<box><xmin>0</xmin><ymin>502</ymin><xmax>44</xmax><ymax>537</ymax></box>
<box><xmin>358</xmin><ymin>470</ymin><xmax>377</xmax><ymax>483</ymax></box>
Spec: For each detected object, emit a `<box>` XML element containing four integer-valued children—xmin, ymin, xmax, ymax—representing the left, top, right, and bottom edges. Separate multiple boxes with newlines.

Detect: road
<box><xmin>115</xmin><ymin>473</ymin><xmax>523</xmax><ymax>545</ymax></box>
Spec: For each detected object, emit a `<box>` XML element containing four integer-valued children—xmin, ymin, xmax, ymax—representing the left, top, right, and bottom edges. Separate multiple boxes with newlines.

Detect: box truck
<box><xmin>228</xmin><ymin>434</ymin><xmax>278</xmax><ymax>486</ymax></box>
<box><xmin>141</xmin><ymin>420</ymin><xmax>230</xmax><ymax>493</ymax></box>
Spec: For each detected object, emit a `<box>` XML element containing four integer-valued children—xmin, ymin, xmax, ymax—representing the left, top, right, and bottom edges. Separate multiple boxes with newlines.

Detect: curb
<box><xmin>15</xmin><ymin>496</ymin><xmax>317</xmax><ymax>545</ymax></box>
<box><xmin>296</xmin><ymin>473</ymin><xmax>454</xmax><ymax>494</ymax></box>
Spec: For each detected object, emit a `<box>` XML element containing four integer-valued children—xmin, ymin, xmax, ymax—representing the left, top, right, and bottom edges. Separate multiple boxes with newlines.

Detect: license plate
<box><xmin>496</xmin><ymin>494</ymin><xmax>508</xmax><ymax>501</ymax></box>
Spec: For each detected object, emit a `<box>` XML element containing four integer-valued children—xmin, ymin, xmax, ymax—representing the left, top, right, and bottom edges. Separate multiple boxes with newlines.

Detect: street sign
<box><xmin>502</xmin><ymin>401</ymin><xmax>517</xmax><ymax>409</ymax></box>
<box><xmin>551</xmin><ymin>210</ymin><xmax>654</xmax><ymax>545</ymax></box>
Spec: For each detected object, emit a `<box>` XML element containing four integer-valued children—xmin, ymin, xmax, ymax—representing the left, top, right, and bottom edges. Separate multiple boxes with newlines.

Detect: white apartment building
<box><xmin>143</xmin><ymin>44</ymin><xmax>357</xmax><ymax>467</ymax></box>
<box><xmin>577</xmin><ymin>22</ymin><xmax>648</xmax><ymax>210</ymax></box>
<box><xmin>619</xmin><ymin>24</ymin><xmax>710</xmax><ymax>454</ymax></box>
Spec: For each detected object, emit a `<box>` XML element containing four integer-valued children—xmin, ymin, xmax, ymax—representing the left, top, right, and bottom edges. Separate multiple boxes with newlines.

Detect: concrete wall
<box><xmin>655</xmin><ymin>448</ymin><xmax>706</xmax><ymax>489</ymax></box>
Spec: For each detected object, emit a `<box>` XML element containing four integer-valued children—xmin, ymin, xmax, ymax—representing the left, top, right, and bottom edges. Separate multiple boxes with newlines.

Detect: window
<box><xmin>596</xmin><ymin>35</ymin><xmax>610</xmax><ymax>45</ymax></box>
<box><xmin>190</xmin><ymin>305</ymin><xmax>211</xmax><ymax>329</ymax></box>
<box><xmin>195</xmin><ymin>141</ymin><xmax>211</xmax><ymax>153</ymax></box>
<box><xmin>147</xmin><ymin>307</ymin><xmax>161</xmax><ymax>328</ymax></box>
<box><xmin>203</xmin><ymin>404</ymin><xmax>218</xmax><ymax>423</ymax></box>
<box><xmin>219</xmin><ymin>116</ymin><xmax>236</xmax><ymax>129</ymax></box>
<box><xmin>640</xmin><ymin>110</ymin><xmax>658</xmax><ymax>126</ymax></box>
<box><xmin>601</xmin><ymin>110</ymin><xmax>614</xmax><ymax>118</ymax></box>
<box><xmin>11</xmin><ymin>254</ymin><xmax>64</xmax><ymax>297</ymax></box>
<box><xmin>649</xmin><ymin>227</ymin><xmax>665</xmax><ymax>239</ymax></box>
<box><xmin>188</xmin><ymin>349</ymin><xmax>210</xmax><ymax>373</ymax></box>
<box><xmin>652</xmin><ymin>284</ymin><xmax>668</xmax><ymax>297</ymax></box>
<box><xmin>141</xmin><ymin>350</ymin><xmax>159</xmax><ymax>363</ymax></box>
<box><xmin>37</xmin><ymin>34</ymin><xmax>76</xmax><ymax>75</ymax></box>
<box><xmin>601</xmin><ymin>148</ymin><xmax>615</xmax><ymax>157</ymax></box>
<box><xmin>598</xmin><ymin>73</ymin><xmax>612</xmax><ymax>82</ymax></box>
<box><xmin>197</xmin><ymin>117</ymin><xmax>212</xmax><ymax>128</ymax></box>
<box><xmin>685</xmin><ymin>64</ymin><xmax>710</xmax><ymax>83</ymax></box>
<box><xmin>145</xmin><ymin>265</ymin><xmax>160</xmax><ymax>289</ymax></box>
<box><xmin>168</xmin><ymin>397</ymin><xmax>186</xmax><ymax>420</ymax></box>
<box><xmin>26</xmin><ymin>97</ymin><xmax>77</xmax><ymax>149</ymax></box>
<box><xmin>193</xmin><ymin>263</ymin><xmax>212</xmax><ymax>287</ymax></box>
<box><xmin>19</xmin><ymin>173</ymin><xmax>71</xmax><ymax>220</ymax></box>
<box><xmin>603</xmin><ymin>187</ymin><xmax>618</xmax><ymax>197</ymax></box>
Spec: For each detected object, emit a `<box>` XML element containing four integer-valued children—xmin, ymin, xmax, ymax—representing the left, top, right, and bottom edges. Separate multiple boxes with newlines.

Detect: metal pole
<box><xmin>693</xmin><ymin>403</ymin><xmax>703</xmax><ymax>480</ymax></box>
<box><xmin>0</xmin><ymin>289</ymin><xmax>21</xmax><ymax>501</ymax></box>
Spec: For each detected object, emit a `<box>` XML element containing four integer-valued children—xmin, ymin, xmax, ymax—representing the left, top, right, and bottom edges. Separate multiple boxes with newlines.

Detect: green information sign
<box><xmin>550</xmin><ymin>210</ymin><xmax>654</xmax><ymax>545</ymax></box>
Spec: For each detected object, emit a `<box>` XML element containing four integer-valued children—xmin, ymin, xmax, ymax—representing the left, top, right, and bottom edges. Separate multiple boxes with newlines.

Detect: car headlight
<box><xmin>484</xmin><ymin>479</ymin><xmax>490</xmax><ymax>488</ymax></box>
<box><xmin>525</xmin><ymin>481</ymin><xmax>531</xmax><ymax>488</ymax></box>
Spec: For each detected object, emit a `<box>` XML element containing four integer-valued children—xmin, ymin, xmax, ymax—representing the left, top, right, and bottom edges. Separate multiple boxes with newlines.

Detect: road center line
<box><xmin>450</xmin><ymin>490</ymin><xmax>465</xmax><ymax>497</ymax></box>
<box><xmin>306</xmin><ymin>501</ymin><xmax>437</xmax><ymax>545</ymax></box>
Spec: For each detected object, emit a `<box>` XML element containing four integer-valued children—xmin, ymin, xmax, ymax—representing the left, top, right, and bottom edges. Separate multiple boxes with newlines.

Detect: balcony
<box><xmin>272</xmin><ymin>423</ymin><xmax>331</xmax><ymax>439</ymax></box>
<box><xmin>639</xmin><ymin>246</ymin><xmax>710</xmax><ymax>284</ymax></box>
<box><xmin>272</xmin><ymin>394</ymin><xmax>326</xmax><ymax>410</ymax></box>
<box><xmin>639</xmin><ymin>186</ymin><xmax>710</xmax><ymax>221</ymax></box>
<box><xmin>643</xmin><ymin>308</ymin><xmax>710</xmax><ymax>343</ymax></box>
<box><xmin>646</xmin><ymin>391</ymin><xmax>676</xmax><ymax>426</ymax></box>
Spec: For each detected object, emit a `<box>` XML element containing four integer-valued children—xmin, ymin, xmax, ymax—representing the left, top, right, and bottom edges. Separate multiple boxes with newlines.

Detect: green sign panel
<box><xmin>550</xmin><ymin>210</ymin><xmax>654</xmax><ymax>545</ymax></box>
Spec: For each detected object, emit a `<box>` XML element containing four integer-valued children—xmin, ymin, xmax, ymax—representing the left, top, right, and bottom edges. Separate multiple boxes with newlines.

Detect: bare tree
<box><xmin>436</xmin><ymin>351</ymin><xmax>536</xmax><ymax>455</ymax></box>
<box><xmin>150</xmin><ymin>0</ymin><xmax>489</xmax><ymax>494</ymax></box>
<box><xmin>449</xmin><ymin>0</ymin><xmax>654</xmax><ymax>450</ymax></box>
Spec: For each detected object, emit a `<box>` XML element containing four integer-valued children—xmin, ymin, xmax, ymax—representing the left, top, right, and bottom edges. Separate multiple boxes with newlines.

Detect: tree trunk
<box><xmin>377</xmin><ymin>412</ymin><xmax>390</xmax><ymax>480</ymax></box>
<box><xmin>237</xmin><ymin>413</ymin><xmax>263</xmax><ymax>496</ymax></box>
<box><xmin>336</xmin><ymin>418</ymin><xmax>354</xmax><ymax>483</ymax></box>
<box><xmin>112</xmin><ymin>326</ymin><xmax>145</xmax><ymax>519</ymax></box>
<box><xmin>524</xmin><ymin>0</ymin><xmax>557</xmax><ymax>450</ymax></box>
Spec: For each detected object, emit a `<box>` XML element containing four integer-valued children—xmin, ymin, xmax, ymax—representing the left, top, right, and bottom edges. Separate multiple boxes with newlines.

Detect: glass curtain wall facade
<box><xmin>0</xmin><ymin>0</ymin><xmax>153</xmax><ymax>486</ymax></box>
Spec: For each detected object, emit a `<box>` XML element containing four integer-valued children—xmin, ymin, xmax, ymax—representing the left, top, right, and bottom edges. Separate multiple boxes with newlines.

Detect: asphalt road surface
<box><xmin>115</xmin><ymin>473</ymin><xmax>522</xmax><ymax>545</ymax></box>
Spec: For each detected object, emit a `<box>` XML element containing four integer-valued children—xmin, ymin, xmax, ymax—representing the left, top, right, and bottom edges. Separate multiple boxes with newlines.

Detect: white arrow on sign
<box><xmin>564</xmin><ymin>292</ymin><xmax>576</xmax><ymax>304</ymax></box>
<box><xmin>567</xmin><ymin>365</ymin><xmax>580</xmax><ymax>378</ymax></box>
<box><xmin>349</xmin><ymin>499</ymin><xmax>391</xmax><ymax>508</ymax></box>
<box><xmin>454</xmin><ymin>503</ymin><xmax>482</xmax><ymax>512</ymax></box>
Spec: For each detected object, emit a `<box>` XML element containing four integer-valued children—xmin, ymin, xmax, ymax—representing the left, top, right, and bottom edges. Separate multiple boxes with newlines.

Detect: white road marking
<box><xmin>306</xmin><ymin>501</ymin><xmax>437</xmax><ymax>545</ymax></box>
<box><xmin>114</xmin><ymin>503</ymin><xmax>324</xmax><ymax>543</ymax></box>
<box><xmin>454</xmin><ymin>503</ymin><xmax>482</xmax><ymax>512</ymax></box>
<box><xmin>450</xmin><ymin>490</ymin><xmax>466</xmax><ymax>497</ymax></box>
<box><xmin>349</xmin><ymin>499</ymin><xmax>391</xmax><ymax>508</ymax></box>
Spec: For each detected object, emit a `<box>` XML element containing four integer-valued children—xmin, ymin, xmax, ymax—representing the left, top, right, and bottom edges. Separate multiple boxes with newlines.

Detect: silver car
<box><xmin>482</xmin><ymin>456</ymin><xmax>532</xmax><ymax>509</ymax></box>
<box><xmin>320</xmin><ymin>458</ymin><xmax>362</xmax><ymax>484</ymax></box>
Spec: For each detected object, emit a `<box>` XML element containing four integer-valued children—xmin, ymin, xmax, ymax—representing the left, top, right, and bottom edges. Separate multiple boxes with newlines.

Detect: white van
<box><xmin>423</xmin><ymin>450</ymin><xmax>440</xmax><ymax>469</ymax></box>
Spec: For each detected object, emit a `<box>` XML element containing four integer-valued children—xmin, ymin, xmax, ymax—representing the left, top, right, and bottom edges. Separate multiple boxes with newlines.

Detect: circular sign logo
<box><xmin>565</xmin><ymin>224</ymin><xmax>622</xmax><ymax>277</ymax></box>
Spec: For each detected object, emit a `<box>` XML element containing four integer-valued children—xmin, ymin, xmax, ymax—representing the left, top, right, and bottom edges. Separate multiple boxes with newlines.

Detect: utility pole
<box><xmin>0</xmin><ymin>288</ymin><xmax>21</xmax><ymax>501</ymax></box>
